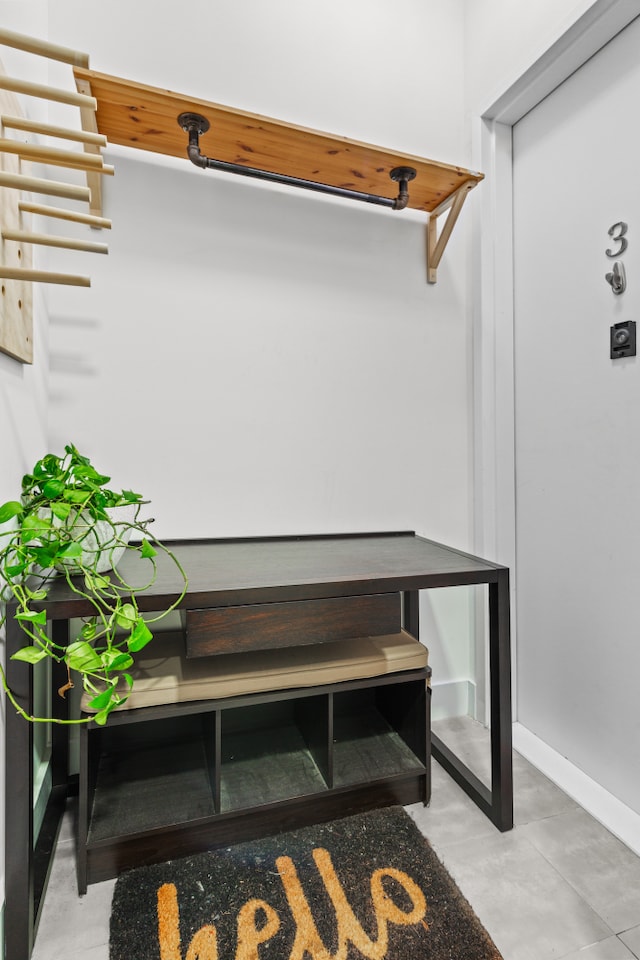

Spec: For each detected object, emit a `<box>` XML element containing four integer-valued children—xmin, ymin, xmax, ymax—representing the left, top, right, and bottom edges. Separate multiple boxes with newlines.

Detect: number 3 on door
<box><xmin>606</xmin><ymin>221</ymin><xmax>628</xmax><ymax>258</ymax></box>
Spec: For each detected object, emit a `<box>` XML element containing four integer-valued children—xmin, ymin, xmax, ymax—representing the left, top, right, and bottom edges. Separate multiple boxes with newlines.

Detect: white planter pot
<box><xmin>38</xmin><ymin>502</ymin><xmax>138</xmax><ymax>575</ymax></box>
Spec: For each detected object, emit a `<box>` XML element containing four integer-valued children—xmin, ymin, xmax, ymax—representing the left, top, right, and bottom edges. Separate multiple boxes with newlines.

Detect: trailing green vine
<box><xmin>0</xmin><ymin>444</ymin><xmax>188</xmax><ymax>725</ymax></box>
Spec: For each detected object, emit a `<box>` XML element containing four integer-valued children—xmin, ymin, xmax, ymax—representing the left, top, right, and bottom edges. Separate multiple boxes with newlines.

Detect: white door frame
<box><xmin>471</xmin><ymin>0</ymin><xmax>640</xmax><ymax>723</ymax></box>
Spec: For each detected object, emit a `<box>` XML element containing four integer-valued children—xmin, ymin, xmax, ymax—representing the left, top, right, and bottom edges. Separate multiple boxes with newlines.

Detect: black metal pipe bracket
<box><xmin>177</xmin><ymin>112</ymin><xmax>416</xmax><ymax>211</ymax></box>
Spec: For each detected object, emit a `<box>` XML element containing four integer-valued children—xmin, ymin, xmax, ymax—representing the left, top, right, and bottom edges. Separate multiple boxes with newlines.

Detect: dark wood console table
<box><xmin>4</xmin><ymin>530</ymin><xmax>512</xmax><ymax>960</ymax></box>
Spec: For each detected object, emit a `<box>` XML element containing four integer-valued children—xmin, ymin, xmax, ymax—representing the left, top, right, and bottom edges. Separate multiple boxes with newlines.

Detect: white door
<box><xmin>512</xmin><ymin>14</ymin><xmax>640</xmax><ymax>815</ymax></box>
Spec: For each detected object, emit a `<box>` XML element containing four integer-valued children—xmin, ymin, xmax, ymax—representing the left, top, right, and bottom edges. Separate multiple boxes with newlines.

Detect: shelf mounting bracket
<box><xmin>427</xmin><ymin>181</ymin><xmax>475</xmax><ymax>284</ymax></box>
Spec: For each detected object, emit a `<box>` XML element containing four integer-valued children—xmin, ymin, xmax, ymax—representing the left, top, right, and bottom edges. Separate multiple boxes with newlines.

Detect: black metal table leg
<box><xmin>5</xmin><ymin>616</ymin><xmax>71</xmax><ymax>960</ymax></box>
<box><xmin>416</xmin><ymin>577</ymin><xmax>514</xmax><ymax>832</ymax></box>
<box><xmin>5</xmin><ymin>604</ymin><xmax>35</xmax><ymax>960</ymax></box>
<box><xmin>488</xmin><ymin>568</ymin><xmax>513</xmax><ymax>830</ymax></box>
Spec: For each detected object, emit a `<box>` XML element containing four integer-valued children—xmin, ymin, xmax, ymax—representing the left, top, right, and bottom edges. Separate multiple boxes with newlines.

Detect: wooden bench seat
<box><xmin>81</xmin><ymin>629</ymin><xmax>429</xmax><ymax>712</ymax></box>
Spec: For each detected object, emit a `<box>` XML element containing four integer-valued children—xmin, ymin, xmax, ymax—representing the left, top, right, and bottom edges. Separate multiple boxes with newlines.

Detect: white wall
<box><xmin>39</xmin><ymin>1</ymin><xmax>479</xmax><ymax>715</ymax></box>
<box><xmin>43</xmin><ymin>0</ymin><xmax>470</xmax><ymax>539</ymax></box>
<box><xmin>463</xmin><ymin>0</ymin><xmax>617</xmax><ymax>115</ymax></box>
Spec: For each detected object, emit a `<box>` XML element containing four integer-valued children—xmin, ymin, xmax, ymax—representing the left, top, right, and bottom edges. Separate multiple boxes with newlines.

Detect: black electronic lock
<box><xmin>610</xmin><ymin>320</ymin><xmax>636</xmax><ymax>359</ymax></box>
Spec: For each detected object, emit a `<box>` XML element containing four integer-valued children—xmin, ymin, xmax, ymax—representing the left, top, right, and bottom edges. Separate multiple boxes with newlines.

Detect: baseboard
<box><xmin>431</xmin><ymin>679</ymin><xmax>476</xmax><ymax>722</ymax></box>
<box><xmin>513</xmin><ymin>722</ymin><xmax>640</xmax><ymax>856</ymax></box>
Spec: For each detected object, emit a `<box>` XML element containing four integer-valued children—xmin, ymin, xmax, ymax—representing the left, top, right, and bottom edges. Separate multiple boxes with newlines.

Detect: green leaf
<box><xmin>63</xmin><ymin>489</ymin><xmax>91</xmax><ymax>504</ymax></box>
<box><xmin>15</xmin><ymin>609</ymin><xmax>47</xmax><ymax>625</ymax></box>
<box><xmin>0</xmin><ymin>501</ymin><xmax>23</xmax><ymax>524</ymax></box>
<box><xmin>65</xmin><ymin>444</ymin><xmax>88</xmax><ymax>465</ymax></box>
<box><xmin>115</xmin><ymin>603</ymin><xmax>137</xmax><ymax>630</ymax></box>
<box><xmin>140</xmin><ymin>538</ymin><xmax>157</xmax><ymax>559</ymax></box>
<box><xmin>5</xmin><ymin>562</ymin><xmax>27</xmax><ymax>577</ymax></box>
<box><xmin>42</xmin><ymin>454</ymin><xmax>61</xmax><ymax>473</ymax></box>
<box><xmin>102</xmin><ymin>650</ymin><xmax>134</xmax><ymax>672</ymax></box>
<box><xmin>42</xmin><ymin>479</ymin><xmax>65</xmax><ymax>499</ymax></box>
<box><xmin>93</xmin><ymin>699</ymin><xmax>121</xmax><ymax>725</ymax></box>
<box><xmin>121</xmin><ymin>489</ymin><xmax>142</xmax><ymax>502</ymax></box>
<box><xmin>11</xmin><ymin>645</ymin><xmax>48</xmax><ymax>664</ymax></box>
<box><xmin>21</xmin><ymin>513</ymin><xmax>51</xmax><ymax>534</ymax></box>
<box><xmin>29</xmin><ymin>546</ymin><xmax>57</xmax><ymax>568</ymax></box>
<box><xmin>128</xmin><ymin>618</ymin><xmax>153</xmax><ymax>652</ymax></box>
<box><xmin>51</xmin><ymin>501</ymin><xmax>73</xmax><ymax>521</ymax></box>
<box><xmin>80</xmin><ymin>620</ymin><xmax>97</xmax><ymax>640</ymax></box>
<box><xmin>58</xmin><ymin>541</ymin><xmax>83</xmax><ymax>560</ymax></box>
<box><xmin>86</xmin><ymin>686</ymin><xmax>117</xmax><ymax>711</ymax></box>
<box><xmin>65</xmin><ymin>640</ymin><xmax>102</xmax><ymax>672</ymax></box>
<box><xmin>25</xmin><ymin>588</ymin><xmax>48</xmax><ymax>601</ymax></box>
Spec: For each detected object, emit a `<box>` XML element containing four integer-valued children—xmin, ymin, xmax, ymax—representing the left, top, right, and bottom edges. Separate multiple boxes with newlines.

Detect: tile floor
<box><xmin>31</xmin><ymin>718</ymin><xmax>640</xmax><ymax>960</ymax></box>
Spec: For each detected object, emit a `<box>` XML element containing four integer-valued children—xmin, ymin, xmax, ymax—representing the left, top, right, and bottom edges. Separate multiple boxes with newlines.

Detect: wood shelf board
<box><xmin>74</xmin><ymin>67</ymin><xmax>483</xmax><ymax>214</ymax></box>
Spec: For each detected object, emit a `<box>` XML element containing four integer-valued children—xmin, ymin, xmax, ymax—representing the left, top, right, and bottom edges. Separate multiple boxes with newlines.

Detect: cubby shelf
<box><xmin>78</xmin><ymin>669</ymin><xmax>430</xmax><ymax>892</ymax></box>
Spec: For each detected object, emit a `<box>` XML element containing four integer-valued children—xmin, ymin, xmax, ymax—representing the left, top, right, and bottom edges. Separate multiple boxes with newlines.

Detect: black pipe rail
<box><xmin>178</xmin><ymin>112</ymin><xmax>416</xmax><ymax>210</ymax></box>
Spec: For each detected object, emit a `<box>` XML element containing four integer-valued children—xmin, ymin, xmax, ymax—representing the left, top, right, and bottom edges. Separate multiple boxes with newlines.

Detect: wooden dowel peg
<box><xmin>39</xmin><ymin>158</ymin><xmax>114</xmax><ymax>176</ymax></box>
<box><xmin>2</xmin><ymin>229</ymin><xmax>108</xmax><ymax>255</ymax></box>
<box><xmin>0</xmin><ymin>139</ymin><xmax>114</xmax><ymax>176</ymax></box>
<box><xmin>0</xmin><ymin>27</ymin><xmax>90</xmax><ymax>68</ymax></box>
<box><xmin>0</xmin><ymin>138</ymin><xmax>104</xmax><ymax>168</ymax></box>
<box><xmin>0</xmin><ymin>75</ymin><xmax>96</xmax><ymax>110</ymax></box>
<box><xmin>0</xmin><ymin>266</ymin><xmax>90</xmax><ymax>287</ymax></box>
<box><xmin>19</xmin><ymin>202</ymin><xmax>112</xmax><ymax>230</ymax></box>
<box><xmin>1</xmin><ymin>115</ymin><xmax>107</xmax><ymax>147</ymax></box>
<box><xmin>0</xmin><ymin>170</ymin><xmax>91</xmax><ymax>202</ymax></box>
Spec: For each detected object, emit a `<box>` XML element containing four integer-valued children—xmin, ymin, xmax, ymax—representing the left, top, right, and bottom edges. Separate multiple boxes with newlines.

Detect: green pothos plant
<box><xmin>0</xmin><ymin>444</ymin><xmax>188</xmax><ymax>725</ymax></box>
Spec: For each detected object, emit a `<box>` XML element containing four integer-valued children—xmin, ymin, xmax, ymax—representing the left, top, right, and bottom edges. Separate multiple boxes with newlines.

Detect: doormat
<box><xmin>110</xmin><ymin>806</ymin><xmax>503</xmax><ymax>959</ymax></box>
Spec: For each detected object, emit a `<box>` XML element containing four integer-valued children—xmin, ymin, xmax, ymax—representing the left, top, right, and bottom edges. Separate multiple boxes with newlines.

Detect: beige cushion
<box><xmin>81</xmin><ymin>629</ymin><xmax>428</xmax><ymax>712</ymax></box>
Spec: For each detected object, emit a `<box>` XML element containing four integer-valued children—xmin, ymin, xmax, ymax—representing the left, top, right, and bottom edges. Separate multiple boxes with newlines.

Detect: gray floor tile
<box><xmin>512</xmin><ymin>751</ymin><xmax>580</xmax><ymax>825</ymax></box>
<box><xmin>432</xmin><ymin>716</ymin><xmax>492</xmax><ymax>783</ymax></box>
<box><xmin>433</xmin><ymin>716</ymin><xmax>580</xmax><ymax>826</ymax></box>
<box><xmin>31</xmin><ymin>838</ymin><xmax>115</xmax><ymax>960</ymax></box>
<box><xmin>406</xmin><ymin>762</ymin><xmax>499</xmax><ymax>848</ymax></box>
<box><xmin>620</xmin><ymin>924</ymin><xmax>640</xmax><ymax>958</ymax></box>
<box><xmin>433</xmin><ymin>830</ymin><xmax>613</xmax><ymax>960</ymax></box>
<box><xmin>558</xmin><ymin>937</ymin><xmax>638</xmax><ymax>959</ymax></box>
<box><xmin>521</xmin><ymin>809</ymin><xmax>640</xmax><ymax>933</ymax></box>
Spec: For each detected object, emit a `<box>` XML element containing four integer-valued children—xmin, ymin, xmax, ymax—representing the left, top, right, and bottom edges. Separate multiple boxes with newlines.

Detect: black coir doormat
<box><xmin>110</xmin><ymin>807</ymin><xmax>502</xmax><ymax>959</ymax></box>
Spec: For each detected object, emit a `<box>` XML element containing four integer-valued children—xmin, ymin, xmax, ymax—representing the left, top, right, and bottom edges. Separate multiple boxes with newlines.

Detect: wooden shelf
<box><xmin>74</xmin><ymin>67</ymin><xmax>483</xmax><ymax>281</ymax></box>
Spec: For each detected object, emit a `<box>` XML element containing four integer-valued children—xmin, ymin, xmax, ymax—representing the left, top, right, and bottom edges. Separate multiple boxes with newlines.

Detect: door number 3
<box><xmin>606</xmin><ymin>221</ymin><xmax>628</xmax><ymax>258</ymax></box>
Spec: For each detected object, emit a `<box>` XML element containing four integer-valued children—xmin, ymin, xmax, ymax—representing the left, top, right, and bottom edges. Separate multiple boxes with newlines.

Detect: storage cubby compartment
<box><xmin>219</xmin><ymin>697</ymin><xmax>330</xmax><ymax>811</ymax></box>
<box><xmin>332</xmin><ymin>679</ymin><xmax>428</xmax><ymax>788</ymax></box>
<box><xmin>85</xmin><ymin>714</ymin><xmax>215</xmax><ymax>842</ymax></box>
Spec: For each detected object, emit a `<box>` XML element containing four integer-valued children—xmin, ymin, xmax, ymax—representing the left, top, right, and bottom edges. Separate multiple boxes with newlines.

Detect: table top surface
<box><xmin>34</xmin><ymin>531</ymin><xmax>507</xmax><ymax>617</ymax></box>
